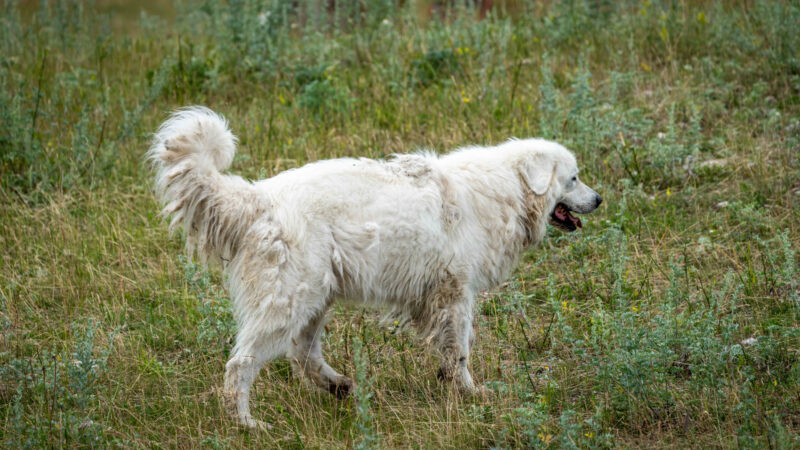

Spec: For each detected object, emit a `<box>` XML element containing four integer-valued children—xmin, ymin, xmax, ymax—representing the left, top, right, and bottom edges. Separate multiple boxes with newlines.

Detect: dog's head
<box><xmin>513</xmin><ymin>139</ymin><xmax>602</xmax><ymax>233</ymax></box>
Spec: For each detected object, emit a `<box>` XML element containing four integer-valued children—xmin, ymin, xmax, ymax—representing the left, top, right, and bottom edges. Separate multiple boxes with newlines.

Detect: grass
<box><xmin>1</xmin><ymin>0</ymin><xmax>799</xmax><ymax>447</ymax></box>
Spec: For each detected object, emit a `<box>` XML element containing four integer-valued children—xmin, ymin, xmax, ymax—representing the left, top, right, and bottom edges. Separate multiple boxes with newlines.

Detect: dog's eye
<box><xmin>571</xmin><ymin>176</ymin><xmax>577</xmax><ymax>182</ymax></box>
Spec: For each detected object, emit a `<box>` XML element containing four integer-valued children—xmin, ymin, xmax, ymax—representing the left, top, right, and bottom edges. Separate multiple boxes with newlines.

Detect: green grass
<box><xmin>1</xmin><ymin>0</ymin><xmax>799</xmax><ymax>447</ymax></box>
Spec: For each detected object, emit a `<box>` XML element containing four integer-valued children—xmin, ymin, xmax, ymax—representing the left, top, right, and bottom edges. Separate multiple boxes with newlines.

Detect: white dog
<box><xmin>148</xmin><ymin>107</ymin><xmax>601</xmax><ymax>428</ymax></box>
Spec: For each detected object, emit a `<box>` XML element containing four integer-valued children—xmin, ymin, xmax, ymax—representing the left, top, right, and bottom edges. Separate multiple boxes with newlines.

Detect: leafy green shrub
<box><xmin>297</xmin><ymin>78</ymin><xmax>354</xmax><ymax>116</ymax></box>
<box><xmin>410</xmin><ymin>49</ymin><xmax>461</xmax><ymax>87</ymax></box>
<box><xmin>294</xmin><ymin>64</ymin><xmax>331</xmax><ymax>89</ymax></box>
<box><xmin>353</xmin><ymin>336</ymin><xmax>380</xmax><ymax>449</ymax></box>
<box><xmin>182</xmin><ymin>256</ymin><xmax>235</xmax><ymax>354</ymax></box>
<box><xmin>1</xmin><ymin>320</ymin><xmax>117</xmax><ymax>448</ymax></box>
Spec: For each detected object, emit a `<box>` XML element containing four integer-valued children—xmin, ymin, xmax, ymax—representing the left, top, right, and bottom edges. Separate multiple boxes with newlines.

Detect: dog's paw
<box><xmin>436</xmin><ymin>367</ymin><xmax>450</xmax><ymax>382</ymax></box>
<box><xmin>454</xmin><ymin>382</ymin><xmax>493</xmax><ymax>400</ymax></box>
<box><xmin>472</xmin><ymin>384</ymin><xmax>493</xmax><ymax>400</ymax></box>
<box><xmin>240</xmin><ymin>416</ymin><xmax>272</xmax><ymax>431</ymax></box>
<box><xmin>327</xmin><ymin>376</ymin><xmax>354</xmax><ymax>399</ymax></box>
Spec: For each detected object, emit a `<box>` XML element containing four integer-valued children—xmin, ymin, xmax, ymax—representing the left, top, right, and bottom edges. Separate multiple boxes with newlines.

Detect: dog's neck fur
<box><xmin>438</xmin><ymin>149</ymin><xmax>552</xmax><ymax>290</ymax></box>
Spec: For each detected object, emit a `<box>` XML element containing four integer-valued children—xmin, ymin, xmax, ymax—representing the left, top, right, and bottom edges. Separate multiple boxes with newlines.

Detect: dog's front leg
<box><xmin>425</xmin><ymin>298</ymin><xmax>487</xmax><ymax>397</ymax></box>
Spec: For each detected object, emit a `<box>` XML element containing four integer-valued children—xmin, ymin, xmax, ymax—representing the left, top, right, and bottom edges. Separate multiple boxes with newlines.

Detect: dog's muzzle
<box><xmin>549</xmin><ymin>194</ymin><xmax>602</xmax><ymax>232</ymax></box>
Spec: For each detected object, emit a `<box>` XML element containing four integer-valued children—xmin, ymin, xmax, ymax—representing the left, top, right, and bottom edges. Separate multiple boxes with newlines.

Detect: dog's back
<box><xmin>253</xmin><ymin>154</ymin><xmax>459</xmax><ymax>307</ymax></box>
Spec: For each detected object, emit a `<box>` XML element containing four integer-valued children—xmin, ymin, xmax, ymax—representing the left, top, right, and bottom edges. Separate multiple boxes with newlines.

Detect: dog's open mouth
<box><xmin>550</xmin><ymin>203</ymin><xmax>582</xmax><ymax>232</ymax></box>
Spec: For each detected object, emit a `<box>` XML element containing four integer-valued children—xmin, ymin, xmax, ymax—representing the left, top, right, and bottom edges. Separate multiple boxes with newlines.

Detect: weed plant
<box><xmin>1</xmin><ymin>0</ymin><xmax>798</xmax><ymax>447</ymax></box>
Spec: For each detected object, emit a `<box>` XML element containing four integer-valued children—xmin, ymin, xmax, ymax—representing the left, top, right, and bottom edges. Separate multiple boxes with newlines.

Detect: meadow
<box><xmin>1</xmin><ymin>0</ymin><xmax>799</xmax><ymax>447</ymax></box>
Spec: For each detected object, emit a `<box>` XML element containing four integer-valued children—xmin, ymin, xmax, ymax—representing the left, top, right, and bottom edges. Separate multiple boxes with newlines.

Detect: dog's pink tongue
<box><xmin>564</xmin><ymin>208</ymin><xmax>582</xmax><ymax>229</ymax></box>
<box><xmin>572</xmin><ymin>214</ymin><xmax>583</xmax><ymax>228</ymax></box>
<box><xmin>555</xmin><ymin>206</ymin><xmax>567</xmax><ymax>221</ymax></box>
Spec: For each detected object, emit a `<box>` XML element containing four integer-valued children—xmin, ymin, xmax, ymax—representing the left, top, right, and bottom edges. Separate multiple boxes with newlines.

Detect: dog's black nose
<box><xmin>595</xmin><ymin>195</ymin><xmax>603</xmax><ymax>207</ymax></box>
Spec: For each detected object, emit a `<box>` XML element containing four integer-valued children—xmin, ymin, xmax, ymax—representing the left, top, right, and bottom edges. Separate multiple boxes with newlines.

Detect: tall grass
<box><xmin>1</xmin><ymin>0</ymin><xmax>798</xmax><ymax>447</ymax></box>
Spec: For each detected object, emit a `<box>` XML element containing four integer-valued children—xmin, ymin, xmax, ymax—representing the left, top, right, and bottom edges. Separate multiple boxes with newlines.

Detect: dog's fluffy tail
<box><xmin>148</xmin><ymin>106</ymin><xmax>263</xmax><ymax>263</ymax></box>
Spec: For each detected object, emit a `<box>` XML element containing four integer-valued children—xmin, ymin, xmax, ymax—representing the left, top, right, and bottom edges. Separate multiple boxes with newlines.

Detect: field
<box><xmin>1</xmin><ymin>0</ymin><xmax>799</xmax><ymax>447</ymax></box>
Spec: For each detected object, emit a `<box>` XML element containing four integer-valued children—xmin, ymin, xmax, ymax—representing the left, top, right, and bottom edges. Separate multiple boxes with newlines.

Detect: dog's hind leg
<box><xmin>287</xmin><ymin>310</ymin><xmax>354</xmax><ymax>398</ymax></box>
<box><xmin>224</xmin><ymin>287</ymin><xmax>308</xmax><ymax>429</ymax></box>
<box><xmin>224</xmin><ymin>324</ymin><xmax>292</xmax><ymax>429</ymax></box>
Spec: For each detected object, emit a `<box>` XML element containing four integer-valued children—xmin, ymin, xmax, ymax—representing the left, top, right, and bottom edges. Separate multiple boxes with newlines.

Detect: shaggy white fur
<box><xmin>147</xmin><ymin>106</ymin><xmax>601</xmax><ymax>428</ymax></box>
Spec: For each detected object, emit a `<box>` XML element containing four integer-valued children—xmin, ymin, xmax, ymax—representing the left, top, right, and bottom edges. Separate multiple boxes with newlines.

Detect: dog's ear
<box><xmin>518</xmin><ymin>155</ymin><xmax>556</xmax><ymax>196</ymax></box>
